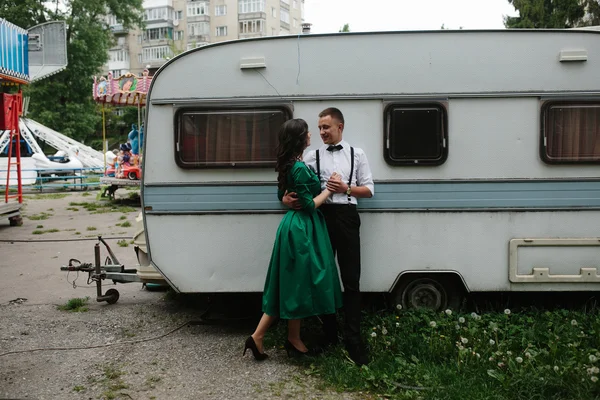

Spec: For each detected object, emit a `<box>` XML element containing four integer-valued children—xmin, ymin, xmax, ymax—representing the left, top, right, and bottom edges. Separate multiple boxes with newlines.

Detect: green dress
<box><xmin>262</xmin><ymin>161</ymin><xmax>343</xmax><ymax>320</ymax></box>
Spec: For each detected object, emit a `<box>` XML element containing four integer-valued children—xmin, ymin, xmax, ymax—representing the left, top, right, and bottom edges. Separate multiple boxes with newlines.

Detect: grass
<box><xmin>57</xmin><ymin>297</ymin><xmax>89</xmax><ymax>312</ymax></box>
<box><xmin>74</xmin><ymin>231</ymin><xmax>81</xmax><ymax>235</ymax></box>
<box><xmin>36</xmin><ymin>225</ymin><xmax>43</xmax><ymax>228</ymax></box>
<box><xmin>66</xmin><ymin>207</ymin><xmax>79</xmax><ymax>211</ymax></box>
<box><xmin>117</xmin><ymin>239</ymin><xmax>129</xmax><ymax>247</ymax></box>
<box><xmin>69</xmin><ymin>200</ymin><xmax>137</xmax><ymax>214</ymax></box>
<box><xmin>120</xmin><ymin>221</ymin><xmax>131</xmax><ymax>227</ymax></box>
<box><xmin>23</xmin><ymin>193</ymin><xmax>70</xmax><ymax>200</ymax></box>
<box><xmin>293</xmin><ymin>307</ymin><xmax>600</xmax><ymax>400</ymax></box>
<box><xmin>86</xmin><ymin>226</ymin><xmax>97</xmax><ymax>231</ymax></box>
<box><xmin>26</xmin><ymin>212</ymin><xmax>52</xmax><ymax>220</ymax></box>
<box><xmin>119</xmin><ymin>215</ymin><xmax>127</xmax><ymax>220</ymax></box>
<box><xmin>32</xmin><ymin>228</ymin><xmax>60</xmax><ymax>235</ymax></box>
<box><xmin>72</xmin><ymin>385</ymin><xmax>85</xmax><ymax>392</ymax></box>
<box><xmin>81</xmin><ymin>192</ymin><xmax>92</xmax><ymax>197</ymax></box>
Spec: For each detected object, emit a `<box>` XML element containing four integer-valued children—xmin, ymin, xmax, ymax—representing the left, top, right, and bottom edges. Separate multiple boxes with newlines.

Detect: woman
<box><xmin>244</xmin><ymin>118</ymin><xmax>343</xmax><ymax>360</ymax></box>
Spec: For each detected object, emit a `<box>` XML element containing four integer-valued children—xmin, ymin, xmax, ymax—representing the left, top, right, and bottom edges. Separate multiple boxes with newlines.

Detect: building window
<box><xmin>239</xmin><ymin>0</ymin><xmax>265</xmax><ymax>14</ymax></box>
<box><xmin>541</xmin><ymin>101</ymin><xmax>600</xmax><ymax>163</ymax></box>
<box><xmin>271</xmin><ymin>7</ymin><xmax>276</xmax><ymax>17</ymax></box>
<box><xmin>281</xmin><ymin>0</ymin><xmax>290</xmax><ymax>4</ymax></box>
<box><xmin>293</xmin><ymin>0</ymin><xmax>297</xmax><ymax>8</ymax></box>
<box><xmin>384</xmin><ymin>103</ymin><xmax>448</xmax><ymax>166</ymax></box>
<box><xmin>293</xmin><ymin>18</ymin><xmax>297</xmax><ymax>28</ymax></box>
<box><xmin>109</xmin><ymin>50</ymin><xmax>129</xmax><ymax>62</ymax></box>
<box><xmin>176</xmin><ymin>10</ymin><xmax>183</xmax><ymax>20</ymax></box>
<box><xmin>175</xmin><ymin>30</ymin><xmax>184</xmax><ymax>40</ymax></box>
<box><xmin>188</xmin><ymin>22</ymin><xmax>210</xmax><ymax>36</ymax></box>
<box><xmin>138</xmin><ymin>54</ymin><xmax>142</xmax><ymax>63</ymax></box>
<box><xmin>142</xmin><ymin>46</ymin><xmax>173</xmax><ymax>62</ymax></box>
<box><xmin>110</xmin><ymin>69</ymin><xmax>122</xmax><ymax>78</ymax></box>
<box><xmin>239</xmin><ymin>19</ymin><xmax>264</xmax><ymax>34</ymax></box>
<box><xmin>144</xmin><ymin>7</ymin><xmax>173</xmax><ymax>21</ymax></box>
<box><xmin>216</xmin><ymin>26</ymin><xmax>227</xmax><ymax>36</ymax></box>
<box><xmin>280</xmin><ymin>9</ymin><xmax>290</xmax><ymax>23</ymax></box>
<box><xmin>187</xmin><ymin>2</ymin><xmax>209</xmax><ymax>17</ymax></box>
<box><xmin>143</xmin><ymin>27</ymin><xmax>173</xmax><ymax>41</ymax></box>
<box><xmin>175</xmin><ymin>107</ymin><xmax>291</xmax><ymax>168</ymax></box>
<box><xmin>215</xmin><ymin>5</ymin><xmax>227</xmax><ymax>16</ymax></box>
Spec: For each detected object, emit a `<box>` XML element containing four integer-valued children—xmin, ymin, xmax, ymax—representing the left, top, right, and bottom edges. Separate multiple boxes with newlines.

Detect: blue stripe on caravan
<box><xmin>143</xmin><ymin>180</ymin><xmax>600</xmax><ymax>212</ymax></box>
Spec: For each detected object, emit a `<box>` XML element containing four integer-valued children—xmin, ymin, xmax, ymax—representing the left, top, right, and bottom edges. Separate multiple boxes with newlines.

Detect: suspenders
<box><xmin>315</xmin><ymin>146</ymin><xmax>355</xmax><ymax>203</ymax></box>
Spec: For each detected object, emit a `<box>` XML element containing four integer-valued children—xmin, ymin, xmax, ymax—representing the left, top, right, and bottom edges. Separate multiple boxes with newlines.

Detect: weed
<box><xmin>24</xmin><ymin>193</ymin><xmax>70</xmax><ymax>200</ymax></box>
<box><xmin>32</xmin><ymin>228</ymin><xmax>59</xmax><ymax>234</ymax></box>
<box><xmin>47</xmin><ymin>208</ymin><xmax>54</xmax><ymax>211</ymax></box>
<box><xmin>119</xmin><ymin>215</ymin><xmax>127</xmax><ymax>220</ymax></box>
<box><xmin>72</xmin><ymin>385</ymin><xmax>85</xmax><ymax>392</ymax></box>
<box><xmin>66</xmin><ymin>207</ymin><xmax>79</xmax><ymax>211</ymax></box>
<box><xmin>86</xmin><ymin>226</ymin><xmax>97</xmax><ymax>231</ymax></box>
<box><xmin>36</xmin><ymin>225</ymin><xmax>43</xmax><ymax>228</ymax></box>
<box><xmin>57</xmin><ymin>297</ymin><xmax>89</xmax><ymax>312</ymax></box>
<box><xmin>27</xmin><ymin>212</ymin><xmax>52</xmax><ymax>220</ymax></box>
<box><xmin>120</xmin><ymin>221</ymin><xmax>132</xmax><ymax>227</ymax></box>
<box><xmin>81</xmin><ymin>192</ymin><xmax>91</xmax><ymax>197</ymax></box>
<box><xmin>75</xmin><ymin>231</ymin><xmax>81</xmax><ymax>235</ymax></box>
<box><xmin>117</xmin><ymin>239</ymin><xmax>129</xmax><ymax>247</ymax></box>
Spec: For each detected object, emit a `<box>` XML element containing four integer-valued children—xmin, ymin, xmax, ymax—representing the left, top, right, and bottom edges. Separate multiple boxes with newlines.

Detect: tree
<box><xmin>339</xmin><ymin>23</ymin><xmax>350</xmax><ymax>32</ymax></box>
<box><xmin>504</xmin><ymin>0</ymin><xmax>598</xmax><ymax>28</ymax></box>
<box><xmin>4</xmin><ymin>0</ymin><xmax>144</xmax><ymax>146</ymax></box>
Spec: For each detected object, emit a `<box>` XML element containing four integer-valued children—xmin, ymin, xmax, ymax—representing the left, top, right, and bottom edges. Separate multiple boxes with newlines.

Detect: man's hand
<box><xmin>326</xmin><ymin>173</ymin><xmax>349</xmax><ymax>194</ymax></box>
<box><xmin>282</xmin><ymin>190</ymin><xmax>302</xmax><ymax>210</ymax></box>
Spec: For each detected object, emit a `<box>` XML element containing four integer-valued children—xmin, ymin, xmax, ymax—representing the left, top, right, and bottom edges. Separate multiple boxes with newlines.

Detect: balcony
<box><xmin>143</xmin><ymin>59</ymin><xmax>168</xmax><ymax>68</ymax></box>
<box><xmin>187</xmin><ymin>34</ymin><xmax>210</xmax><ymax>42</ymax></box>
<box><xmin>110</xmin><ymin>24</ymin><xmax>129</xmax><ymax>35</ymax></box>
<box><xmin>142</xmin><ymin>38</ymin><xmax>174</xmax><ymax>47</ymax></box>
<box><xmin>280</xmin><ymin>21</ymin><xmax>290</xmax><ymax>31</ymax></box>
<box><xmin>239</xmin><ymin>32</ymin><xmax>266</xmax><ymax>39</ymax></box>
<box><xmin>239</xmin><ymin>12</ymin><xmax>266</xmax><ymax>21</ymax></box>
<box><xmin>187</xmin><ymin>14</ymin><xmax>210</xmax><ymax>23</ymax></box>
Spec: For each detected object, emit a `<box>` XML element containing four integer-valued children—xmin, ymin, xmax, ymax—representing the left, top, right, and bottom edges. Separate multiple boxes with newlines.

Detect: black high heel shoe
<box><xmin>243</xmin><ymin>336</ymin><xmax>268</xmax><ymax>361</ymax></box>
<box><xmin>284</xmin><ymin>340</ymin><xmax>321</xmax><ymax>358</ymax></box>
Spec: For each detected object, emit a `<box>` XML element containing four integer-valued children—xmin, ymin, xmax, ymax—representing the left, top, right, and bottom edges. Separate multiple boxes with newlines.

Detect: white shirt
<box><xmin>304</xmin><ymin>140</ymin><xmax>375</xmax><ymax>205</ymax></box>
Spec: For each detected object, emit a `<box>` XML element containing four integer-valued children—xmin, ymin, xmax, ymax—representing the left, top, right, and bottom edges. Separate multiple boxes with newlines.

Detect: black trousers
<box><xmin>319</xmin><ymin>204</ymin><xmax>362</xmax><ymax>346</ymax></box>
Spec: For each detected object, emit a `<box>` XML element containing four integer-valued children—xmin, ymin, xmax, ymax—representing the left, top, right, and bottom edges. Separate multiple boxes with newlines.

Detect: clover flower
<box><xmin>382</xmin><ymin>327</ymin><xmax>388</xmax><ymax>335</ymax></box>
<box><xmin>498</xmin><ymin>362</ymin><xmax>505</xmax><ymax>368</ymax></box>
<box><xmin>371</xmin><ymin>332</ymin><xmax>377</xmax><ymax>338</ymax></box>
<box><xmin>504</xmin><ymin>309</ymin><xmax>511</xmax><ymax>315</ymax></box>
<box><xmin>396</xmin><ymin>322</ymin><xmax>400</xmax><ymax>328</ymax></box>
<box><xmin>554</xmin><ymin>366</ymin><xmax>559</xmax><ymax>372</ymax></box>
<box><xmin>430</xmin><ymin>321</ymin><xmax>437</xmax><ymax>328</ymax></box>
<box><xmin>455</xmin><ymin>324</ymin><xmax>460</xmax><ymax>330</ymax></box>
<box><xmin>590</xmin><ymin>355</ymin><xmax>598</xmax><ymax>363</ymax></box>
<box><xmin>489</xmin><ymin>339</ymin><xmax>495</xmax><ymax>345</ymax></box>
<box><xmin>516</xmin><ymin>357</ymin><xmax>523</xmax><ymax>363</ymax></box>
<box><xmin>489</xmin><ymin>356</ymin><xmax>494</xmax><ymax>361</ymax></box>
<box><xmin>525</xmin><ymin>352</ymin><xmax>531</xmax><ymax>358</ymax></box>
<box><xmin>571</xmin><ymin>319</ymin><xmax>578</xmax><ymax>326</ymax></box>
<box><xmin>592</xmin><ymin>367</ymin><xmax>600</xmax><ymax>374</ymax></box>
<box><xmin>461</xmin><ymin>337</ymin><xmax>468</xmax><ymax>344</ymax></box>
<box><xmin>459</xmin><ymin>317</ymin><xmax>465</xmax><ymax>324</ymax></box>
<box><xmin>471</xmin><ymin>312</ymin><xmax>478</xmax><ymax>319</ymax></box>
<box><xmin>396</xmin><ymin>304</ymin><xmax>402</xmax><ymax>310</ymax></box>
<box><xmin>506</xmin><ymin>351</ymin><xmax>512</xmax><ymax>356</ymax></box>
<box><xmin>592</xmin><ymin>376</ymin><xmax>599</xmax><ymax>383</ymax></box>
<box><xmin>445</xmin><ymin>309</ymin><xmax>452</xmax><ymax>316</ymax></box>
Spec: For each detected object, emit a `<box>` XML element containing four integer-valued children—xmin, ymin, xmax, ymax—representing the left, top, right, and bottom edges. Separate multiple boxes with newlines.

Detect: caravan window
<box><xmin>542</xmin><ymin>102</ymin><xmax>600</xmax><ymax>163</ymax></box>
<box><xmin>384</xmin><ymin>103</ymin><xmax>448</xmax><ymax>166</ymax></box>
<box><xmin>175</xmin><ymin>107</ymin><xmax>291</xmax><ymax>168</ymax></box>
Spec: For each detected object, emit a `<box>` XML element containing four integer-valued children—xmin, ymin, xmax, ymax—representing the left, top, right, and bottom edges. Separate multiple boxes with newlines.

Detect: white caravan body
<box><xmin>143</xmin><ymin>30</ymin><xmax>600</xmax><ymax>300</ymax></box>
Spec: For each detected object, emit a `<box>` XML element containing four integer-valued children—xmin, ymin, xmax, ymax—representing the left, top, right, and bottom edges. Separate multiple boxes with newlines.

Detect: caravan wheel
<box><xmin>394</xmin><ymin>277</ymin><xmax>448</xmax><ymax>311</ymax></box>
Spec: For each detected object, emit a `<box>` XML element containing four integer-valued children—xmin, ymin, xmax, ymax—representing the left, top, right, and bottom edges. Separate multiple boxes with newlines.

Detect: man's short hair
<box><xmin>319</xmin><ymin>107</ymin><xmax>345</xmax><ymax>125</ymax></box>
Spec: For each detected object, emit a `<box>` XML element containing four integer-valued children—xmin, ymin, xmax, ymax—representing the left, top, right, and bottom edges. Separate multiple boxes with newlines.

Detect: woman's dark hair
<box><xmin>275</xmin><ymin>119</ymin><xmax>309</xmax><ymax>190</ymax></box>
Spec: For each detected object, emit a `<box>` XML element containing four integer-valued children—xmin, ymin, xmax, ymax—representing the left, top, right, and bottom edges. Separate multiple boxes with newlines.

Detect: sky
<box><xmin>303</xmin><ymin>0</ymin><xmax>520</xmax><ymax>34</ymax></box>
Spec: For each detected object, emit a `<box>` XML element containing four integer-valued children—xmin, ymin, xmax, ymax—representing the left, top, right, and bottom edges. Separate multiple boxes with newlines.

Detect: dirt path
<box><xmin>0</xmin><ymin>190</ymin><xmax>362</xmax><ymax>400</ymax></box>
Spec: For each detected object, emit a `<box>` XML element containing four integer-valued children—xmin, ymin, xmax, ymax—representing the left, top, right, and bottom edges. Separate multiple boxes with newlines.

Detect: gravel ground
<box><xmin>0</xmin><ymin>189</ymin><xmax>367</xmax><ymax>400</ymax></box>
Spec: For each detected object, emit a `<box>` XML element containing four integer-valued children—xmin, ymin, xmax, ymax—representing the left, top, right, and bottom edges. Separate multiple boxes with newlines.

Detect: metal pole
<box><xmin>102</xmin><ymin>103</ymin><xmax>107</xmax><ymax>173</ymax></box>
<box><xmin>137</xmin><ymin>100</ymin><xmax>141</xmax><ymax>158</ymax></box>
<box><xmin>94</xmin><ymin>243</ymin><xmax>102</xmax><ymax>300</ymax></box>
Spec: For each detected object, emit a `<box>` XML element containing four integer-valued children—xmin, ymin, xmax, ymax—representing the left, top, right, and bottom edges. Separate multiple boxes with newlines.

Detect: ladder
<box><xmin>3</xmin><ymin>92</ymin><xmax>23</xmax><ymax>204</ymax></box>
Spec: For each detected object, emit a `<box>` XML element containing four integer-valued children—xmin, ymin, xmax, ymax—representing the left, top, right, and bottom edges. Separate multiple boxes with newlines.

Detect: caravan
<box><xmin>141</xmin><ymin>30</ymin><xmax>600</xmax><ymax>309</ymax></box>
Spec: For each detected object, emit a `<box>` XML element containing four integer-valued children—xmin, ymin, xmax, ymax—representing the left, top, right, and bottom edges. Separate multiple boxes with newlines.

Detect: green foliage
<box><xmin>339</xmin><ymin>23</ymin><xmax>351</xmax><ymax>32</ymax></box>
<box><xmin>57</xmin><ymin>297</ymin><xmax>89</xmax><ymax>312</ymax></box>
<box><xmin>3</xmin><ymin>0</ymin><xmax>144</xmax><ymax>146</ymax></box>
<box><xmin>504</xmin><ymin>0</ymin><xmax>597</xmax><ymax>28</ymax></box>
<box><xmin>117</xmin><ymin>239</ymin><xmax>129</xmax><ymax>247</ymax></box>
<box><xmin>305</xmin><ymin>308</ymin><xmax>600</xmax><ymax>399</ymax></box>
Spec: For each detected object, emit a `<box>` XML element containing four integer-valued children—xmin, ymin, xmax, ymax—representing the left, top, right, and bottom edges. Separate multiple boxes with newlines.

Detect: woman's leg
<box><xmin>287</xmin><ymin>319</ymin><xmax>308</xmax><ymax>352</ymax></box>
<box><xmin>251</xmin><ymin>313</ymin><xmax>276</xmax><ymax>353</ymax></box>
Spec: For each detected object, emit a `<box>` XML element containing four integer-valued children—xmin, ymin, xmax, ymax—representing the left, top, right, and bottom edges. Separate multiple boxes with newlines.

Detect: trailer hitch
<box><xmin>60</xmin><ymin>236</ymin><xmax>141</xmax><ymax>304</ymax></box>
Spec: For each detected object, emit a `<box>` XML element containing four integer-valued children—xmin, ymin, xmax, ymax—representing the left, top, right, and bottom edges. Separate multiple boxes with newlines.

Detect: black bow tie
<box><xmin>327</xmin><ymin>144</ymin><xmax>343</xmax><ymax>152</ymax></box>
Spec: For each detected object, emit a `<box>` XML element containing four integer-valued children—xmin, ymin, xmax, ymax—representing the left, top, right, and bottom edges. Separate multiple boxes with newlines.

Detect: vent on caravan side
<box><xmin>240</xmin><ymin>57</ymin><xmax>266</xmax><ymax>69</ymax></box>
<box><xmin>559</xmin><ymin>49</ymin><xmax>587</xmax><ymax>62</ymax></box>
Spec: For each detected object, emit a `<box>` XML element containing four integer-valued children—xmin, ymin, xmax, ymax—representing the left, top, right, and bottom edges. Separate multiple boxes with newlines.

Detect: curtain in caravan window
<box><xmin>545</xmin><ymin>104</ymin><xmax>600</xmax><ymax>163</ymax></box>
<box><xmin>177</xmin><ymin>109</ymin><xmax>288</xmax><ymax>167</ymax></box>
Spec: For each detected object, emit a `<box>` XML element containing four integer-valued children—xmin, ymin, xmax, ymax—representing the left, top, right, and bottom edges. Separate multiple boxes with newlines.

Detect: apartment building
<box><xmin>105</xmin><ymin>0</ymin><xmax>305</xmax><ymax>76</ymax></box>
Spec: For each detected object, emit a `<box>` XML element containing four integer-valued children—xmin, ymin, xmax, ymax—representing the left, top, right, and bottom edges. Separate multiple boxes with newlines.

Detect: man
<box><xmin>283</xmin><ymin>107</ymin><xmax>374</xmax><ymax>366</ymax></box>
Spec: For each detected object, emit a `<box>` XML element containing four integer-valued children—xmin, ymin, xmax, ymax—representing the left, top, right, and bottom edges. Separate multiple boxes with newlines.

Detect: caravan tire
<box><xmin>394</xmin><ymin>277</ymin><xmax>448</xmax><ymax>311</ymax></box>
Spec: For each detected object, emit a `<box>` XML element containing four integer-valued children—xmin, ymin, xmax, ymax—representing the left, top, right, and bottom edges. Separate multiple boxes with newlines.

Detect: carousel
<box><xmin>93</xmin><ymin>70</ymin><xmax>151</xmax><ymax>198</ymax></box>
